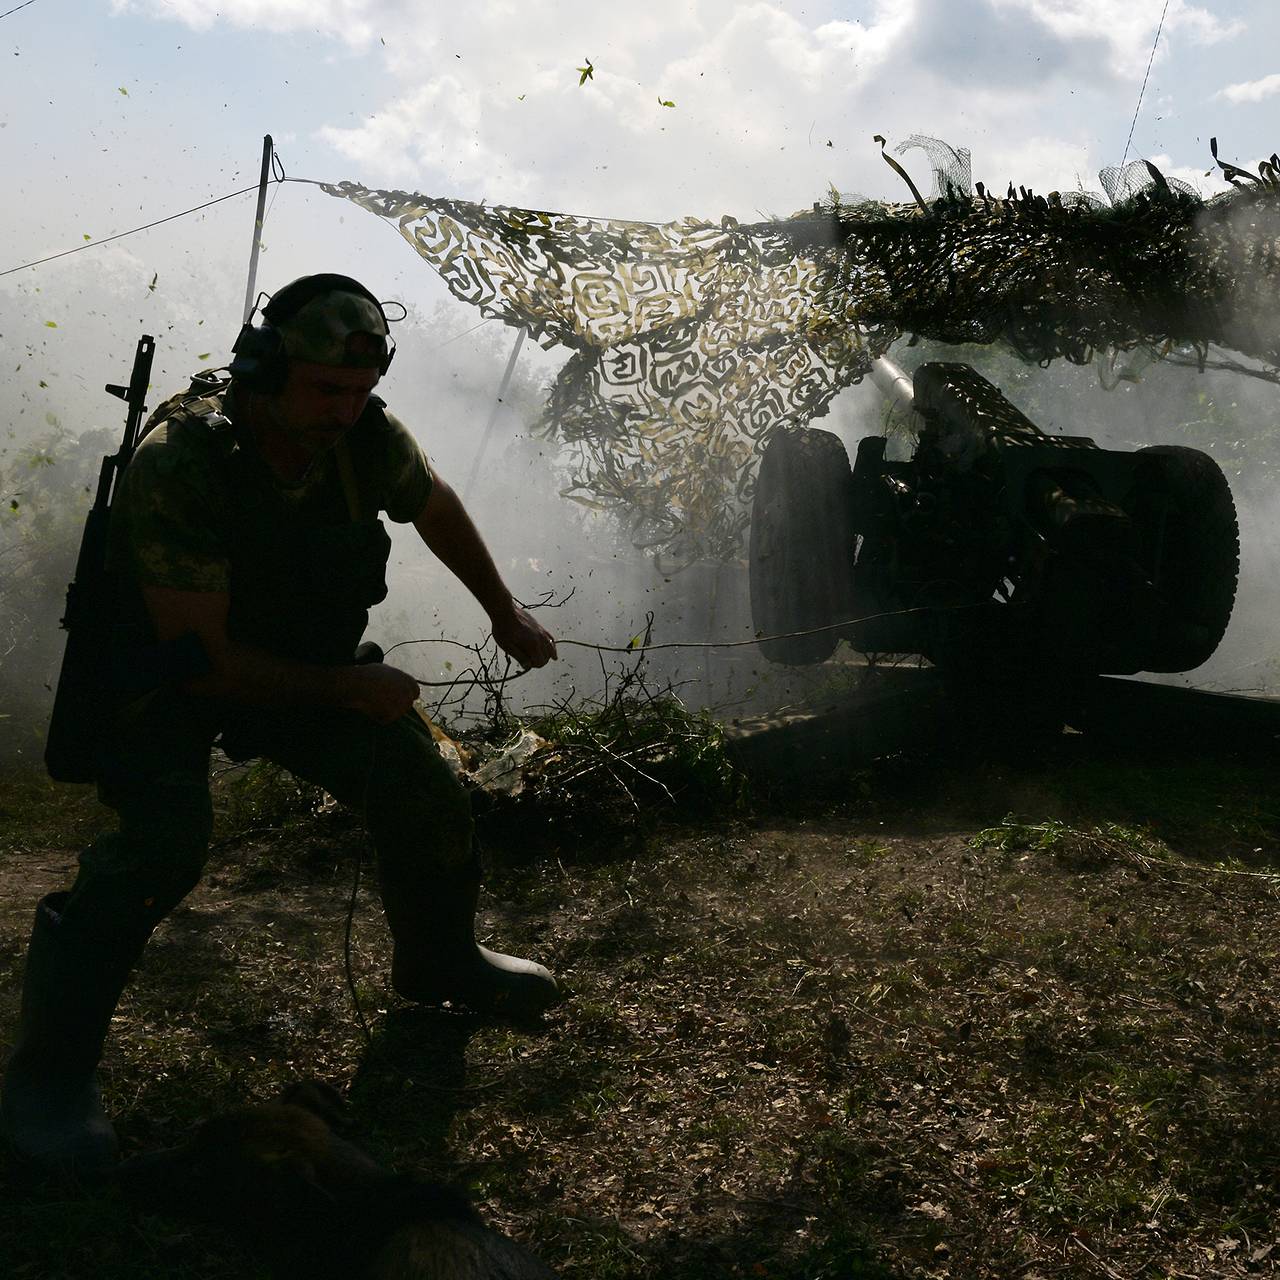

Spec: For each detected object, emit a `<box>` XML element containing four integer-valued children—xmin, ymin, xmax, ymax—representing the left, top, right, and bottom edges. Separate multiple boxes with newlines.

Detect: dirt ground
<box><xmin>2</xmin><ymin>721</ymin><xmax>1280</xmax><ymax>1279</ymax></box>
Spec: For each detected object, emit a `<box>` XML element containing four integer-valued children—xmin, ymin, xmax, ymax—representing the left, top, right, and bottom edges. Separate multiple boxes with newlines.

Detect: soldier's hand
<box><xmin>491</xmin><ymin>603</ymin><xmax>557</xmax><ymax>670</ymax></box>
<box><xmin>343</xmin><ymin>662</ymin><xmax>421</xmax><ymax>724</ymax></box>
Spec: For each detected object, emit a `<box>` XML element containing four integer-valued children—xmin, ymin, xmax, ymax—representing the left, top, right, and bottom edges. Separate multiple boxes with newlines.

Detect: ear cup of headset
<box><xmin>229</xmin><ymin>323</ymin><xmax>289</xmax><ymax>393</ymax></box>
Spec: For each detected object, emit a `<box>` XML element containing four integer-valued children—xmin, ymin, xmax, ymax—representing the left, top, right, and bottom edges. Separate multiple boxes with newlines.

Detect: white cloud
<box><xmin>111</xmin><ymin>0</ymin><xmax>380</xmax><ymax>45</ymax></box>
<box><xmin>977</xmin><ymin>135</ymin><xmax>1095</xmax><ymax>198</ymax></box>
<box><xmin>816</xmin><ymin>2</ymin><xmax>920</xmax><ymax>70</ymax></box>
<box><xmin>992</xmin><ymin>0</ymin><xmax>1242</xmax><ymax>76</ymax></box>
<box><xmin>103</xmin><ymin>0</ymin><xmax>1257</xmax><ymax>222</ymax></box>
<box><xmin>308</xmin><ymin>1</ymin><xmax>932</xmax><ymax>217</ymax></box>
<box><xmin>1141</xmin><ymin>153</ymin><xmax>1230</xmax><ymax>199</ymax></box>
<box><xmin>1217</xmin><ymin>72</ymin><xmax>1280</xmax><ymax>104</ymax></box>
<box><xmin>318</xmin><ymin>76</ymin><xmax>525</xmax><ymax>195</ymax></box>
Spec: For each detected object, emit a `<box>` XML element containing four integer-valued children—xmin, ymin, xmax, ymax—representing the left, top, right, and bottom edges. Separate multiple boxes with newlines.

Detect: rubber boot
<box><xmin>2</xmin><ymin>893</ymin><xmax>145</xmax><ymax>1177</ymax></box>
<box><xmin>385</xmin><ymin>862</ymin><xmax>560</xmax><ymax>1020</ymax></box>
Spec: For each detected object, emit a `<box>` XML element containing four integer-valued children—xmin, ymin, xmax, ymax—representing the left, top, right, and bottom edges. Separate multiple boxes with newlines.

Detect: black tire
<box><xmin>1126</xmin><ymin>445</ymin><xmax>1239</xmax><ymax>672</ymax></box>
<box><xmin>749</xmin><ymin>427</ymin><xmax>857</xmax><ymax>664</ymax></box>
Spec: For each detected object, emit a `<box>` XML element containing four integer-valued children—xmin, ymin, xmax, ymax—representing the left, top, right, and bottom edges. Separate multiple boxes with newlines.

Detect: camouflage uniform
<box><xmin>5</xmin><ymin>280</ymin><xmax>553</xmax><ymax>1179</ymax></box>
<box><xmin>62</xmin><ymin>294</ymin><xmax>465</xmax><ymax>960</ymax></box>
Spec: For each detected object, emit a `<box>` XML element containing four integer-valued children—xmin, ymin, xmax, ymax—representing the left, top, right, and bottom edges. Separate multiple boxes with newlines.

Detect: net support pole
<box><xmin>241</xmin><ymin>135</ymin><xmax>274</xmax><ymax>325</ymax></box>
<box><xmin>462</xmin><ymin>326</ymin><xmax>527</xmax><ymax>502</ymax></box>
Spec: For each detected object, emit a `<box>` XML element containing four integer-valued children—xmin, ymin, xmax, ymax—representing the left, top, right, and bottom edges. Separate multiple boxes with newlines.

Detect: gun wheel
<box><xmin>1127</xmin><ymin>445</ymin><xmax>1240</xmax><ymax>673</ymax></box>
<box><xmin>749</xmin><ymin>427</ymin><xmax>857</xmax><ymax>665</ymax></box>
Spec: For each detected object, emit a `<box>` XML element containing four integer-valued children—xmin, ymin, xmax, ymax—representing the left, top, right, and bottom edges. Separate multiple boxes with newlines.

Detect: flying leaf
<box><xmin>517</xmin><ymin>93</ymin><xmax>526</xmax><ymax>101</ymax></box>
<box><xmin>576</xmin><ymin>57</ymin><xmax>594</xmax><ymax>86</ymax></box>
<box><xmin>627</xmin><ymin>633</ymin><xmax>644</xmax><ymax>650</ymax></box>
<box><xmin>117</xmin><ymin>86</ymin><xmax>128</xmax><ymax>96</ymax></box>
<box><xmin>9</xmin><ymin>500</ymin><xmax>18</xmax><ymax>512</ymax></box>
<box><xmin>148</xmin><ymin>272</ymin><xmax>157</xmax><ymax>292</ymax></box>
<box><xmin>658</xmin><ymin>97</ymin><xmax>675</xmax><ymax>108</ymax></box>
<box><xmin>44</xmin><ymin>321</ymin><xmax>57</xmax><ymax>328</ymax></box>
<box><xmin>195</xmin><ymin>353</ymin><xmax>210</xmax><ymax>361</ymax></box>
<box><xmin>82</xmin><ymin>233</ymin><xmax>91</xmax><ymax>241</ymax></box>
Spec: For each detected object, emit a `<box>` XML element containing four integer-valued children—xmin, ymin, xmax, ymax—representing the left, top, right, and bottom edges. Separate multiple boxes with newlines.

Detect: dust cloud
<box><xmin>2</xmin><ymin>264</ymin><xmax>1277</xmax><ymax>771</ymax></box>
<box><xmin>366</xmin><ymin>309</ymin><xmax>800</xmax><ymax>731</ymax></box>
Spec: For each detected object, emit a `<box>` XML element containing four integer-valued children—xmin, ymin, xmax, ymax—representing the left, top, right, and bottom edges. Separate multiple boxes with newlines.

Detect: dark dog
<box><xmin>119</xmin><ymin>1082</ymin><xmax>557</xmax><ymax>1280</ymax></box>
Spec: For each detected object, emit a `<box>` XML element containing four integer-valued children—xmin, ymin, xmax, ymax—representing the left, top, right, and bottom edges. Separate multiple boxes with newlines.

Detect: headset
<box><xmin>229</xmin><ymin>272</ymin><xmax>397</xmax><ymax>394</ymax></box>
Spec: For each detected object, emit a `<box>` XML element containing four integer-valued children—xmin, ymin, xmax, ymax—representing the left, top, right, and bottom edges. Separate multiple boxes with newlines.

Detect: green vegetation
<box><xmin>219</xmin><ymin>759</ymin><xmax>329</xmax><ymax>831</ymax></box>
<box><xmin>520</xmin><ymin>689</ymin><xmax>746</xmax><ymax>814</ymax></box>
<box><xmin>970</xmin><ymin>816</ymin><xmax>1160</xmax><ymax>871</ymax></box>
<box><xmin>1</xmin><ymin>731</ymin><xmax>1280</xmax><ymax>1277</ymax></box>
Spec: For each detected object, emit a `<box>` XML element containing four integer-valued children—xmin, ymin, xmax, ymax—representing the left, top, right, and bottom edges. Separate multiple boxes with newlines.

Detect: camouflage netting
<box><xmin>321</xmin><ymin>139</ymin><xmax>1280</xmax><ymax>566</ymax></box>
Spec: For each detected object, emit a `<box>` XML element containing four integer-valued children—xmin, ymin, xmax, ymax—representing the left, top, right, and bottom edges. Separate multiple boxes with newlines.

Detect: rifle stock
<box><xmin>44</xmin><ymin>335</ymin><xmax>156</xmax><ymax>783</ymax></box>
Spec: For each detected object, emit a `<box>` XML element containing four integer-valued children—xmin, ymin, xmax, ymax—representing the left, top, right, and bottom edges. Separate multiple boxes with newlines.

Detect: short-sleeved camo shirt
<box><xmin>107</xmin><ymin>386</ymin><xmax>433</xmax><ymax>595</ymax></box>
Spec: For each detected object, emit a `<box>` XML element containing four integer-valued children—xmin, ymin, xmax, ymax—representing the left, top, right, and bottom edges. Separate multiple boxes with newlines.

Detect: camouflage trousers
<box><xmin>58</xmin><ymin>689</ymin><xmax>473</xmax><ymax>949</ymax></box>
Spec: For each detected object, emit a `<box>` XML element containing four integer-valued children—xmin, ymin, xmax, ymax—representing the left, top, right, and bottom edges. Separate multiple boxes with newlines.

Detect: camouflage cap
<box><xmin>274</xmin><ymin>289</ymin><xmax>390</xmax><ymax>369</ymax></box>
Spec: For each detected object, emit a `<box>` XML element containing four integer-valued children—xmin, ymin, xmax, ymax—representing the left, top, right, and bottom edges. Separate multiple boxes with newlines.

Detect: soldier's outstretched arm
<box><xmin>141</xmin><ymin>586</ymin><xmax>420</xmax><ymax>725</ymax></box>
<box><xmin>412</xmin><ymin>467</ymin><xmax>557</xmax><ymax>670</ymax></box>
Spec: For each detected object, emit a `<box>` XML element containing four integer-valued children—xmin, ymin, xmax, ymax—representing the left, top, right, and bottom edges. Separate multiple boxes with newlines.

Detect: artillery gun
<box><xmin>748</xmin><ymin>357</ymin><xmax>1240</xmax><ymax>700</ymax></box>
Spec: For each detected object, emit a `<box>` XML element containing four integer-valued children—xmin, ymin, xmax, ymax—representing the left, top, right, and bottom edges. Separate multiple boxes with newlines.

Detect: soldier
<box><xmin>3</xmin><ymin>273</ymin><xmax>560</xmax><ymax>1177</ymax></box>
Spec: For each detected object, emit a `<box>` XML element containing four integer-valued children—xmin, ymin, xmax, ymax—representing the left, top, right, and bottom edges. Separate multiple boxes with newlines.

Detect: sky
<box><xmin>4</xmin><ymin>0</ymin><xmax>1277</xmax><ymax>397</ymax></box>
<box><xmin>4</xmin><ymin>1</ymin><xmax>1278</xmax><ymax>336</ymax></box>
<box><xmin>2</xmin><ymin>0</ymin><xmax>1278</xmax><ymax>718</ymax></box>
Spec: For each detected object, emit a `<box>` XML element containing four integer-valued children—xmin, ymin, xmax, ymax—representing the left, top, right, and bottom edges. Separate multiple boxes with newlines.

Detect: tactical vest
<box><xmin>124</xmin><ymin>375</ymin><xmax>393</xmax><ymax>671</ymax></box>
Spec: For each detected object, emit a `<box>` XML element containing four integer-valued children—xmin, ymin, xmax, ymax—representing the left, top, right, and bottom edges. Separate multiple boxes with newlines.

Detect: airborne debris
<box><xmin>468</xmin><ymin>726</ymin><xmax>548</xmax><ymax>797</ymax></box>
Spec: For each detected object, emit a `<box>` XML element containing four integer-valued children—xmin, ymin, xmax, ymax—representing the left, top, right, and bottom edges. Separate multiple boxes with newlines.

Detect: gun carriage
<box><xmin>749</xmin><ymin>358</ymin><xmax>1240</xmax><ymax>693</ymax></box>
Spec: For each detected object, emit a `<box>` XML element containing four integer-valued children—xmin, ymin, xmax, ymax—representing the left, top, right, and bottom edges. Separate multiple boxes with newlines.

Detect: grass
<box><xmin>970</xmin><ymin>815</ymin><xmax>1162</xmax><ymax>872</ymax></box>
<box><xmin>514</xmin><ymin>689</ymin><xmax>748</xmax><ymax>833</ymax></box>
<box><xmin>845</xmin><ymin>837</ymin><xmax>893</xmax><ymax>868</ymax></box>
<box><xmin>2</xmin><ymin>722</ymin><xmax>1280</xmax><ymax>1277</ymax></box>
<box><xmin>217</xmin><ymin>759</ymin><xmax>329</xmax><ymax>831</ymax></box>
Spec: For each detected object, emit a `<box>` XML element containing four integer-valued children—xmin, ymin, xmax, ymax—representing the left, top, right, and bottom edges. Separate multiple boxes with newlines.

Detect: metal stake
<box><xmin>241</xmin><ymin>135</ymin><xmax>274</xmax><ymax>325</ymax></box>
<box><xmin>462</xmin><ymin>326</ymin><xmax>527</xmax><ymax>501</ymax></box>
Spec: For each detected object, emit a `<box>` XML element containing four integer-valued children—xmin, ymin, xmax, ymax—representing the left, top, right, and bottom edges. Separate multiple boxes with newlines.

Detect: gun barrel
<box><xmin>869</xmin><ymin>355</ymin><xmax>915</xmax><ymax>409</ymax></box>
<box><xmin>126</xmin><ymin>334</ymin><xmax>156</xmax><ymax>406</ymax></box>
<box><xmin>118</xmin><ymin>333</ymin><xmax>156</xmax><ymax>461</ymax></box>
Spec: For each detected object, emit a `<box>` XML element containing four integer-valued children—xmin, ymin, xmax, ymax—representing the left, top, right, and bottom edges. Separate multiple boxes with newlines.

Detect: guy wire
<box><xmin>1</xmin><ymin>165</ymin><xmax>688</xmax><ymax>279</ymax></box>
<box><xmin>0</xmin><ymin>0</ymin><xmax>41</xmax><ymax>19</ymax></box>
<box><xmin>1119</xmin><ymin>0</ymin><xmax>1172</xmax><ymax>173</ymax></box>
<box><xmin>343</xmin><ymin>603</ymin><xmax>963</xmax><ymax>1035</ymax></box>
<box><xmin>390</xmin><ymin>604</ymin><xmax>974</xmax><ymax>688</ymax></box>
<box><xmin>0</xmin><ymin>183</ymin><xmax>274</xmax><ymax>278</ymax></box>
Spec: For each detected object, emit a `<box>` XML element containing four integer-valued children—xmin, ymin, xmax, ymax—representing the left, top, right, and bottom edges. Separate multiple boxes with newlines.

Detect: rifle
<box><xmin>44</xmin><ymin>334</ymin><xmax>156</xmax><ymax>783</ymax></box>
